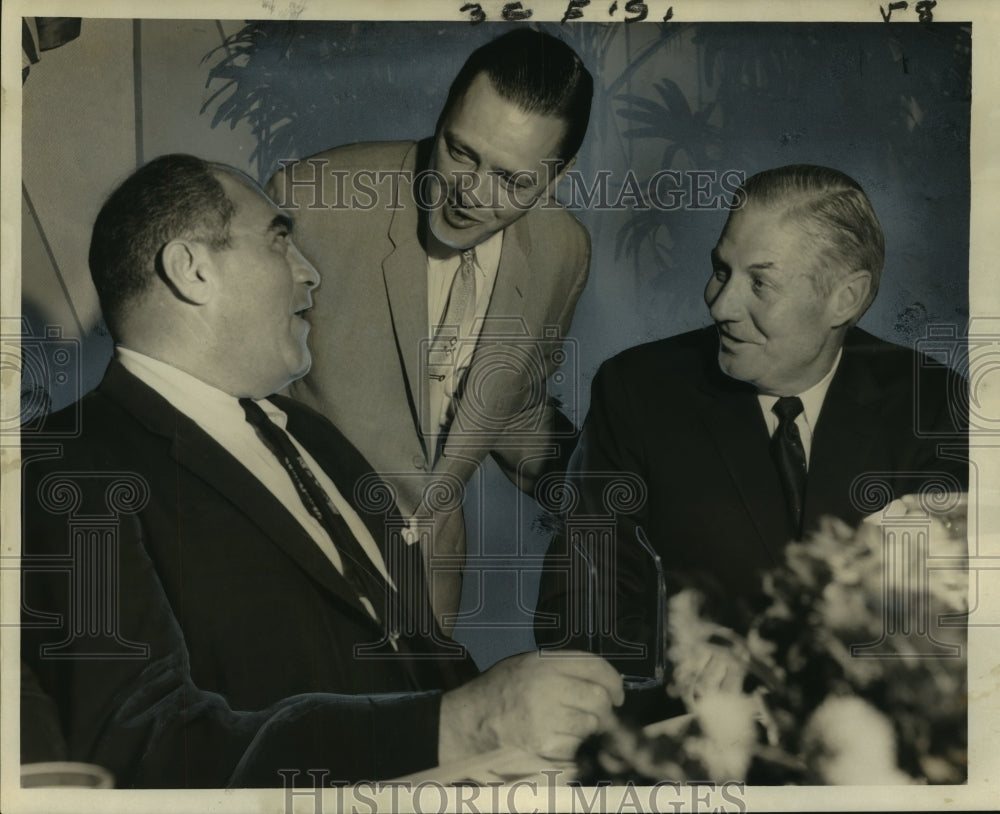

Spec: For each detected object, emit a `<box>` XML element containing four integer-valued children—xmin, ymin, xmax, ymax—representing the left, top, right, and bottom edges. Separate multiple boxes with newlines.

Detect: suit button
<box><xmin>412</xmin><ymin>455</ymin><xmax>426</xmax><ymax>470</ymax></box>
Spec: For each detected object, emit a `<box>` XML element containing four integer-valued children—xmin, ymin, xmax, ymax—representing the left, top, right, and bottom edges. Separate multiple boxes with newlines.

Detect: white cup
<box><xmin>20</xmin><ymin>762</ymin><xmax>114</xmax><ymax>789</ymax></box>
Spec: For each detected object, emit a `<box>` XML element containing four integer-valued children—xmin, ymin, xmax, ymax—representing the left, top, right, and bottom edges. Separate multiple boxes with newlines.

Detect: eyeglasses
<box><xmin>574</xmin><ymin>524</ymin><xmax>668</xmax><ymax>691</ymax></box>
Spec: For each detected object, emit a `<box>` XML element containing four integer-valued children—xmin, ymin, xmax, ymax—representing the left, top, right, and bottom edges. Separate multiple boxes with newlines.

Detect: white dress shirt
<box><xmin>116</xmin><ymin>347</ymin><xmax>394</xmax><ymax>595</ymax></box>
<box><xmin>757</xmin><ymin>349</ymin><xmax>843</xmax><ymax>469</ymax></box>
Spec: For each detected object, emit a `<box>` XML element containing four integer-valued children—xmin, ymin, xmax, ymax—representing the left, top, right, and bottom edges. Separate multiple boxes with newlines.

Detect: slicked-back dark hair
<box><xmin>732</xmin><ymin>164</ymin><xmax>885</xmax><ymax>318</ymax></box>
<box><xmin>88</xmin><ymin>154</ymin><xmax>235</xmax><ymax>336</ymax></box>
<box><xmin>436</xmin><ymin>28</ymin><xmax>593</xmax><ymax>164</ymax></box>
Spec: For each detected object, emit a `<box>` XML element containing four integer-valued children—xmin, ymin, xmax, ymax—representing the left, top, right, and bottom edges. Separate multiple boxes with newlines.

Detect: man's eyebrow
<box><xmin>444</xmin><ymin>130</ymin><xmax>479</xmax><ymax>162</ymax></box>
<box><xmin>495</xmin><ymin>167</ymin><xmax>533</xmax><ymax>185</ymax></box>
<box><xmin>267</xmin><ymin>214</ymin><xmax>294</xmax><ymax>234</ymax></box>
<box><xmin>710</xmin><ymin>250</ymin><xmax>778</xmax><ymax>274</ymax></box>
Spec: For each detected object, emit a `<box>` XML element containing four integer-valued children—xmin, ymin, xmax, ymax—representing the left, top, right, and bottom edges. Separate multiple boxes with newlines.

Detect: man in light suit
<box><xmin>268</xmin><ymin>29</ymin><xmax>592</xmax><ymax>628</ymax></box>
<box><xmin>535</xmin><ymin>165</ymin><xmax>967</xmax><ymax>712</ymax></box>
<box><xmin>21</xmin><ymin>155</ymin><xmax>622</xmax><ymax>787</ymax></box>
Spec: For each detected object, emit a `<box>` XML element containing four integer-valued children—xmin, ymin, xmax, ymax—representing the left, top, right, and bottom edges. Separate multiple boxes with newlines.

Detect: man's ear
<box><xmin>828</xmin><ymin>269</ymin><xmax>872</xmax><ymax>327</ymax></box>
<box><xmin>538</xmin><ymin>156</ymin><xmax>576</xmax><ymax>206</ymax></box>
<box><xmin>552</xmin><ymin>155</ymin><xmax>576</xmax><ymax>185</ymax></box>
<box><xmin>549</xmin><ymin>156</ymin><xmax>576</xmax><ymax>191</ymax></box>
<box><xmin>159</xmin><ymin>239</ymin><xmax>214</xmax><ymax>305</ymax></box>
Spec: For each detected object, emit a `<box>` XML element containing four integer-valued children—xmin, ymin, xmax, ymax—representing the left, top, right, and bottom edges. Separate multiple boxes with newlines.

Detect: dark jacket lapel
<box><xmin>280</xmin><ymin>396</ymin><xmax>452</xmax><ymax>658</ymax></box>
<box><xmin>805</xmin><ymin>329</ymin><xmax>882</xmax><ymax>527</ymax></box>
<box><xmin>692</xmin><ymin>329</ymin><xmax>795</xmax><ymax>568</ymax></box>
<box><xmin>98</xmin><ymin>360</ymin><xmax>379</xmax><ymax>623</ymax></box>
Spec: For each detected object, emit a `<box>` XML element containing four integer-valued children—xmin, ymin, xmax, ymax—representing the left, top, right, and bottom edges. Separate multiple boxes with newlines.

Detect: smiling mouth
<box><xmin>717</xmin><ymin>327</ymin><xmax>744</xmax><ymax>344</ymax></box>
<box><xmin>443</xmin><ymin>199</ymin><xmax>483</xmax><ymax>228</ymax></box>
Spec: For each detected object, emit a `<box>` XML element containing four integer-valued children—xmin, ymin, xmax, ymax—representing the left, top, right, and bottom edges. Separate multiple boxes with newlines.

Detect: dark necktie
<box><xmin>770</xmin><ymin>396</ymin><xmax>808</xmax><ymax>537</ymax></box>
<box><xmin>240</xmin><ymin>398</ymin><xmax>388</xmax><ymax>619</ymax></box>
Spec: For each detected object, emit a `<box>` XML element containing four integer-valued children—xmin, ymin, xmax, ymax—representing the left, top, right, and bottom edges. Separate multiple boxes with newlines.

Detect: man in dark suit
<box><xmin>268</xmin><ymin>29</ymin><xmax>592</xmax><ymax>628</ymax></box>
<box><xmin>20</xmin><ymin>155</ymin><xmax>623</xmax><ymax>787</ymax></box>
<box><xmin>535</xmin><ymin>164</ymin><xmax>967</xmax><ymax>698</ymax></box>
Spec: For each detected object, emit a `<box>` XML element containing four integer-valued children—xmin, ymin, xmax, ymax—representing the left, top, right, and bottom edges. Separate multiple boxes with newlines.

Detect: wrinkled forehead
<box><xmin>717</xmin><ymin>201</ymin><xmax>810</xmax><ymax>247</ymax></box>
<box><xmin>714</xmin><ymin>202</ymin><xmax>834</xmax><ymax>279</ymax></box>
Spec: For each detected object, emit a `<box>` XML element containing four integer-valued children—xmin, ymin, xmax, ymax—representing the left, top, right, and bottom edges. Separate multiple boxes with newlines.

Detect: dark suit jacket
<box><xmin>268</xmin><ymin>140</ymin><xmax>590</xmax><ymax>621</ymax></box>
<box><xmin>536</xmin><ymin>327</ymin><xmax>968</xmax><ymax>683</ymax></box>
<box><xmin>21</xmin><ymin>360</ymin><xmax>477</xmax><ymax>788</ymax></box>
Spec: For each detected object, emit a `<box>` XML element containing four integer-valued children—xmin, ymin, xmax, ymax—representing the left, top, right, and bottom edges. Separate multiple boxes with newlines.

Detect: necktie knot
<box><xmin>772</xmin><ymin>395</ymin><xmax>804</xmax><ymax>424</ymax></box>
<box><xmin>240</xmin><ymin>396</ymin><xmax>269</xmax><ymax>428</ymax></box>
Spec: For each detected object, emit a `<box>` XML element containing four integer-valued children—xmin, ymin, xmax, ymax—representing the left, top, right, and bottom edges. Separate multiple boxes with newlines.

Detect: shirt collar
<box><xmin>115</xmin><ymin>345</ymin><xmax>289</xmax><ymax>430</ymax></box>
<box><xmin>467</xmin><ymin>229</ymin><xmax>504</xmax><ymax>275</ymax></box>
<box><xmin>426</xmin><ymin>228</ymin><xmax>504</xmax><ymax>275</ymax></box>
<box><xmin>757</xmin><ymin>348</ymin><xmax>843</xmax><ymax>431</ymax></box>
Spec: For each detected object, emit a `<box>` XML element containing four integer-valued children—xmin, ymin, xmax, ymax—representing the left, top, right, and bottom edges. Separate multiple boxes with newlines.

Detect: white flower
<box><xmin>666</xmin><ymin>590</ymin><xmax>748</xmax><ymax>706</ymax></box>
<box><xmin>688</xmin><ymin>692</ymin><xmax>757</xmax><ymax>781</ymax></box>
<box><xmin>819</xmin><ymin>581</ymin><xmax>872</xmax><ymax>633</ymax></box>
<box><xmin>801</xmin><ymin>696</ymin><xmax>912</xmax><ymax>784</ymax></box>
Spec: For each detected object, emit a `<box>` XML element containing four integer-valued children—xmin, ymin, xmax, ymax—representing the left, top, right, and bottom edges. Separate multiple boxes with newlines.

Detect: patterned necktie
<box><xmin>240</xmin><ymin>398</ymin><xmax>388</xmax><ymax>618</ymax></box>
<box><xmin>770</xmin><ymin>396</ymin><xmax>808</xmax><ymax>537</ymax></box>
<box><xmin>427</xmin><ymin>248</ymin><xmax>477</xmax><ymax>384</ymax></box>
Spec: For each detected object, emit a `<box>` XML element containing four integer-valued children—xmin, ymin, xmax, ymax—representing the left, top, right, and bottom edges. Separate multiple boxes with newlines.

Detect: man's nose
<box><xmin>292</xmin><ymin>245</ymin><xmax>320</xmax><ymax>289</ymax></box>
<box><xmin>706</xmin><ymin>275</ymin><xmax>743</xmax><ymax>322</ymax></box>
<box><xmin>453</xmin><ymin>169</ymin><xmax>487</xmax><ymax>208</ymax></box>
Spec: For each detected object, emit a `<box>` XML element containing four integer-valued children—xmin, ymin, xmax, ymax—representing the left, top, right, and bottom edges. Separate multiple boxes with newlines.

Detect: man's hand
<box><xmin>438</xmin><ymin>650</ymin><xmax>624</xmax><ymax>764</ymax></box>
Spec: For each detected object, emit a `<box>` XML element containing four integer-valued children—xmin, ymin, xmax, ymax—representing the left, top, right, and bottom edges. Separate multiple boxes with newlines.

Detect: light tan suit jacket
<box><xmin>268</xmin><ymin>140</ymin><xmax>590</xmax><ymax>628</ymax></box>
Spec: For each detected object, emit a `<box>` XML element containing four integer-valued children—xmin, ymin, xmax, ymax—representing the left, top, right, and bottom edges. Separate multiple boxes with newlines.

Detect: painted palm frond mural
<box><xmin>604</xmin><ymin>22</ymin><xmax>970</xmax><ymax>305</ymax></box>
<box><xmin>201</xmin><ymin>21</ymin><xmax>970</xmax><ymax>347</ymax></box>
<box><xmin>616</xmin><ymin>77</ymin><xmax>718</xmax><ymax>168</ymax></box>
<box><xmin>202</xmin><ymin>21</ymin><xmax>355</xmax><ymax>180</ymax></box>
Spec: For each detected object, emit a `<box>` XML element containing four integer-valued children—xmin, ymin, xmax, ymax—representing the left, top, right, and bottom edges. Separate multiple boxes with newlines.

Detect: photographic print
<box><xmin>3</xmin><ymin>1</ymin><xmax>997</xmax><ymax>811</ymax></box>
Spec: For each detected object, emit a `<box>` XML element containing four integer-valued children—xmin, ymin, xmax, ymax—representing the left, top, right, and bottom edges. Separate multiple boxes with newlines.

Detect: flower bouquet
<box><xmin>576</xmin><ymin>493</ymin><xmax>968</xmax><ymax>785</ymax></box>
